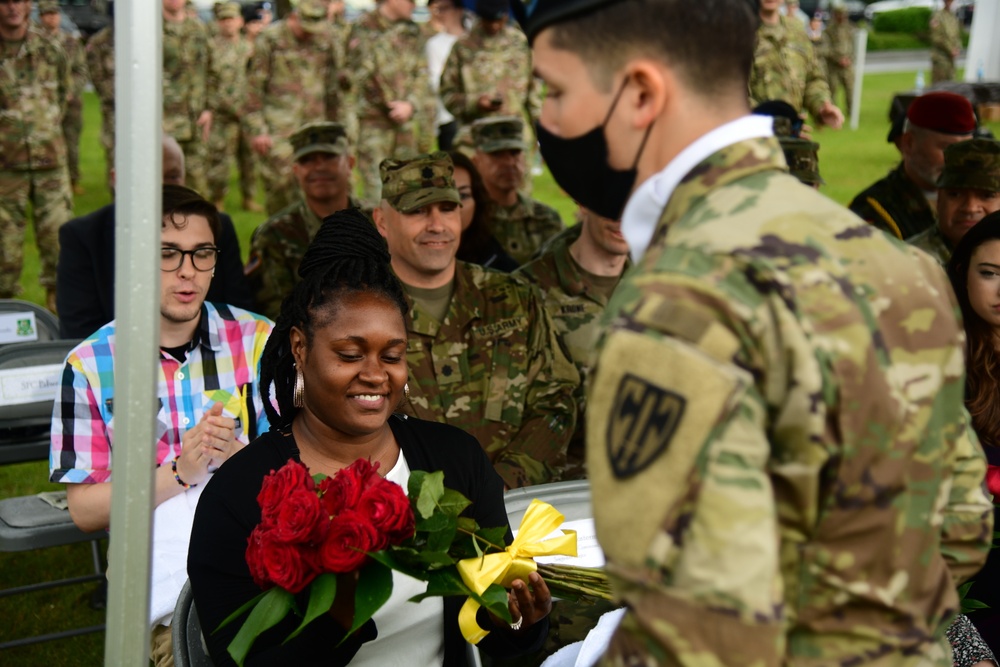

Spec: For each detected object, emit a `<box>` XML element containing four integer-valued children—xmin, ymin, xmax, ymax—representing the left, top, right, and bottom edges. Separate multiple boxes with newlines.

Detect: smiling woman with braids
<box><xmin>187</xmin><ymin>209</ymin><xmax>551</xmax><ymax>666</ymax></box>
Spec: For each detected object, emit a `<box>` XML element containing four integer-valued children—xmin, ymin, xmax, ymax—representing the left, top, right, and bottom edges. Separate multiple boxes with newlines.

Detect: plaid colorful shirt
<box><xmin>50</xmin><ymin>302</ymin><xmax>274</xmax><ymax>484</ymax></box>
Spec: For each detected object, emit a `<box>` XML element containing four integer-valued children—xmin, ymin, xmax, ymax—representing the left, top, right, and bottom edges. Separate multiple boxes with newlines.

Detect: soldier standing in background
<box><xmin>37</xmin><ymin>0</ymin><xmax>88</xmax><ymax>197</ymax></box>
<box><xmin>86</xmin><ymin>11</ymin><xmax>114</xmax><ymax>192</ymax></box>
<box><xmin>930</xmin><ymin>0</ymin><xmax>962</xmax><ymax>84</ymax></box>
<box><xmin>472</xmin><ymin>116</ymin><xmax>563</xmax><ymax>264</ymax></box>
<box><xmin>751</xmin><ymin>0</ymin><xmax>843</xmax><ymax>129</ymax></box>
<box><xmin>346</xmin><ymin>0</ymin><xmax>435</xmax><ymax>209</ymax></box>
<box><xmin>439</xmin><ymin>0</ymin><xmax>540</xmax><ymax>139</ymax></box>
<box><xmin>822</xmin><ymin>5</ymin><xmax>854</xmax><ymax>117</ymax></box>
<box><xmin>245</xmin><ymin>0</ymin><xmax>340</xmax><ymax>215</ymax></box>
<box><xmin>205</xmin><ymin>2</ymin><xmax>252</xmax><ymax>211</ymax></box>
<box><xmin>237</xmin><ymin>2</ymin><xmax>268</xmax><ymax>212</ymax></box>
<box><xmin>0</xmin><ymin>0</ymin><xmax>71</xmax><ymax>311</ymax></box>
<box><xmin>163</xmin><ymin>0</ymin><xmax>210</xmax><ymax>195</ymax></box>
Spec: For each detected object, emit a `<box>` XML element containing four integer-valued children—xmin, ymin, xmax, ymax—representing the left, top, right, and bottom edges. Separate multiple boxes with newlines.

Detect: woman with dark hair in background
<box><xmin>187</xmin><ymin>209</ymin><xmax>550</xmax><ymax>666</ymax></box>
<box><xmin>947</xmin><ymin>211</ymin><xmax>1000</xmax><ymax>665</ymax></box>
<box><xmin>449</xmin><ymin>151</ymin><xmax>519</xmax><ymax>272</ymax></box>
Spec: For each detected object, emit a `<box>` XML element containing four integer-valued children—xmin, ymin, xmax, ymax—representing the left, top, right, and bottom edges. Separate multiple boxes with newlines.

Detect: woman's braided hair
<box><xmin>259</xmin><ymin>208</ymin><xmax>408</xmax><ymax>429</ymax></box>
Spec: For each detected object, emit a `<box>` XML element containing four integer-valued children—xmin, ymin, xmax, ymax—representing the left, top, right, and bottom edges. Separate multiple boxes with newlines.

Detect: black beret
<box><xmin>476</xmin><ymin>0</ymin><xmax>510</xmax><ymax>19</ymax></box>
<box><xmin>511</xmin><ymin>0</ymin><xmax>622</xmax><ymax>43</ymax></box>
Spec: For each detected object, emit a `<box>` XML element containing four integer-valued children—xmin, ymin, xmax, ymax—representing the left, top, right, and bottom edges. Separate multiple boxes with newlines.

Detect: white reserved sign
<box><xmin>0</xmin><ymin>363</ymin><xmax>63</xmax><ymax>406</ymax></box>
<box><xmin>0</xmin><ymin>311</ymin><xmax>39</xmax><ymax>344</ymax></box>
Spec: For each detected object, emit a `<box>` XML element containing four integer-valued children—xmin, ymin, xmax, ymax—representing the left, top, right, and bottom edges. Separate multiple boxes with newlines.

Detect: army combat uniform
<box><xmin>930</xmin><ymin>7</ymin><xmax>962</xmax><ymax>84</ymax></box>
<box><xmin>85</xmin><ymin>24</ymin><xmax>114</xmax><ymax>189</ymax></box>
<box><xmin>39</xmin><ymin>8</ymin><xmax>88</xmax><ymax>191</ymax></box>
<box><xmin>587</xmin><ymin>131</ymin><xmax>992</xmax><ymax>665</ymax></box>
<box><xmin>163</xmin><ymin>14</ymin><xmax>209</xmax><ymax>195</ymax></box>
<box><xmin>750</xmin><ymin>15</ymin><xmax>832</xmax><ymax>119</ymax></box>
<box><xmin>491</xmin><ymin>194</ymin><xmax>563</xmax><ymax>266</ymax></box>
<box><xmin>848</xmin><ymin>162</ymin><xmax>937</xmax><ymax>240</ymax></box>
<box><xmin>0</xmin><ymin>25</ymin><xmax>73</xmax><ymax>300</ymax></box>
<box><xmin>821</xmin><ymin>15</ymin><xmax>854</xmax><ymax>116</ymax></box>
<box><xmin>205</xmin><ymin>23</ymin><xmax>253</xmax><ymax>205</ymax></box>
<box><xmin>400</xmin><ymin>261</ymin><xmax>579</xmax><ymax>489</ymax></box>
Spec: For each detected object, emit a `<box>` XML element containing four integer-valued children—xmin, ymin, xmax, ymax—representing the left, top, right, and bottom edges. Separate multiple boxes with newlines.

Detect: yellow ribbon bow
<box><xmin>456</xmin><ymin>499</ymin><xmax>578</xmax><ymax>644</ymax></box>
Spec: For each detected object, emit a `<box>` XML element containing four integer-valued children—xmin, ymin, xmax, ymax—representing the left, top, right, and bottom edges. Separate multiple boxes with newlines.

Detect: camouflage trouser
<box><xmin>178</xmin><ymin>136</ymin><xmax>207</xmax><ymax>198</ymax></box>
<box><xmin>828</xmin><ymin>65</ymin><xmax>854</xmax><ymax>117</ymax></box>
<box><xmin>63</xmin><ymin>98</ymin><xmax>83</xmax><ymax>185</ymax></box>
<box><xmin>237</xmin><ymin>125</ymin><xmax>257</xmax><ymax>202</ymax></box>
<box><xmin>99</xmin><ymin>104</ymin><xmax>115</xmax><ymax>192</ymax></box>
<box><xmin>0</xmin><ymin>168</ymin><xmax>73</xmax><ymax>295</ymax></box>
<box><xmin>931</xmin><ymin>52</ymin><xmax>955</xmax><ymax>84</ymax></box>
<box><xmin>259</xmin><ymin>138</ymin><xmax>296</xmax><ymax>215</ymax></box>
<box><xmin>356</xmin><ymin>120</ymin><xmax>422</xmax><ymax>209</ymax></box>
<box><xmin>487</xmin><ymin>599</ymin><xmax>621</xmax><ymax>667</ymax></box>
<box><xmin>205</xmin><ymin>115</ymin><xmax>241</xmax><ymax>203</ymax></box>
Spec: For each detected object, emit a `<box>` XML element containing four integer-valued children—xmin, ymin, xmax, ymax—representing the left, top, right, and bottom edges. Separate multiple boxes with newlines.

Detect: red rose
<box><xmin>258</xmin><ymin>532</ymin><xmax>318</xmax><ymax>594</ymax></box>
<box><xmin>319</xmin><ymin>463</ymin><xmax>366</xmax><ymax>517</ymax></box>
<box><xmin>318</xmin><ymin>509</ymin><xmax>379</xmax><ymax>573</ymax></box>
<box><xmin>351</xmin><ymin>458</ymin><xmax>383</xmax><ymax>490</ymax></box>
<box><xmin>273</xmin><ymin>488</ymin><xmax>326</xmax><ymax>545</ymax></box>
<box><xmin>257</xmin><ymin>460</ymin><xmax>314</xmax><ymax>526</ymax></box>
<box><xmin>358</xmin><ymin>481</ymin><xmax>415</xmax><ymax>544</ymax></box>
<box><xmin>245</xmin><ymin>524</ymin><xmax>275</xmax><ymax>589</ymax></box>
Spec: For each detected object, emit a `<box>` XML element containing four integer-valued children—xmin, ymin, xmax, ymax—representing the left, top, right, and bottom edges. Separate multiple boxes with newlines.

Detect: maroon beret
<box><xmin>907</xmin><ymin>92</ymin><xmax>977</xmax><ymax>135</ymax></box>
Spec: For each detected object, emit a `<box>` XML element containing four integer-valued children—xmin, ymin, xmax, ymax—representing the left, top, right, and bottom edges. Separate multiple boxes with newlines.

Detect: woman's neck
<box><xmin>291</xmin><ymin>414</ymin><xmax>399</xmax><ymax>477</ymax></box>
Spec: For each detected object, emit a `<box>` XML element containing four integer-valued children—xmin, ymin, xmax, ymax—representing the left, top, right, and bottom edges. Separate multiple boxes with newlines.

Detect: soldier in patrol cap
<box><xmin>909</xmin><ymin>138</ymin><xmax>1000</xmax><ymax>265</ymax></box>
<box><xmin>472</xmin><ymin>116</ymin><xmax>564</xmax><ymax>265</ymax></box>
<box><xmin>518</xmin><ymin>1</ymin><xmax>992</xmax><ymax>666</ymax></box>
<box><xmin>373</xmin><ymin>152</ymin><xmax>580</xmax><ymax>488</ymax></box>
<box><xmin>245</xmin><ymin>121</ymin><xmax>361</xmax><ymax>319</ymax></box>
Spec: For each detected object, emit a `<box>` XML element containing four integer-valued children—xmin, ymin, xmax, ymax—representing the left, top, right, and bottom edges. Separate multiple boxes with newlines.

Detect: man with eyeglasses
<box><xmin>50</xmin><ymin>184</ymin><xmax>274</xmax><ymax>667</ymax></box>
<box><xmin>0</xmin><ymin>0</ymin><xmax>73</xmax><ymax>312</ymax></box>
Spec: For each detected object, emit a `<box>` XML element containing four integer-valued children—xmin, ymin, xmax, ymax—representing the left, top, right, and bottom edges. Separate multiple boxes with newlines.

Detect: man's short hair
<box><xmin>546</xmin><ymin>0</ymin><xmax>757</xmax><ymax>95</ymax></box>
<box><xmin>163</xmin><ymin>184</ymin><xmax>221</xmax><ymax>244</ymax></box>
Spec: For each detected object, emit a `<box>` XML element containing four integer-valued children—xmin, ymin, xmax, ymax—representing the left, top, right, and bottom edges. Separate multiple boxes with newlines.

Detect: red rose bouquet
<box><xmin>219</xmin><ymin>460</ymin><xmax>610</xmax><ymax>666</ymax></box>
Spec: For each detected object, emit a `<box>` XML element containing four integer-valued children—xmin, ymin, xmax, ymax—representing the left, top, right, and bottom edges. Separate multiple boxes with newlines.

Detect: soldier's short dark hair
<box><xmin>162</xmin><ymin>184</ymin><xmax>221</xmax><ymax>244</ymax></box>
<box><xmin>546</xmin><ymin>0</ymin><xmax>757</xmax><ymax>96</ymax></box>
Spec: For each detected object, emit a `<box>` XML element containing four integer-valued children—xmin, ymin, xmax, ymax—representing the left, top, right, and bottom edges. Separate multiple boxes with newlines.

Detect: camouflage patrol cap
<box><xmin>937</xmin><ymin>139</ymin><xmax>1000</xmax><ymax>192</ymax></box>
<box><xmin>290</xmin><ymin>122</ymin><xmax>350</xmax><ymax>162</ymax></box>
<box><xmin>38</xmin><ymin>0</ymin><xmax>60</xmax><ymax>14</ymax></box>
<box><xmin>379</xmin><ymin>152</ymin><xmax>462</xmax><ymax>214</ymax></box>
<box><xmin>780</xmin><ymin>137</ymin><xmax>824</xmax><ymax>186</ymax></box>
<box><xmin>215</xmin><ymin>2</ymin><xmax>241</xmax><ymax>19</ymax></box>
<box><xmin>293</xmin><ymin>0</ymin><xmax>327</xmax><ymax>32</ymax></box>
<box><xmin>472</xmin><ymin>116</ymin><xmax>526</xmax><ymax>153</ymax></box>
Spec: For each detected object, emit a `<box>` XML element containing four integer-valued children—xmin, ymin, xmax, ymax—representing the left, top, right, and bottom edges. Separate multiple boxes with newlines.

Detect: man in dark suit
<box><xmin>56</xmin><ymin>135</ymin><xmax>254</xmax><ymax>339</ymax></box>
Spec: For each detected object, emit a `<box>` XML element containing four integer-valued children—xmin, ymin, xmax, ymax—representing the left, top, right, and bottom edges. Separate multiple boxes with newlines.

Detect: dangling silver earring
<box><xmin>293</xmin><ymin>368</ymin><xmax>305</xmax><ymax>408</ymax></box>
<box><xmin>403</xmin><ymin>383</ymin><xmax>410</xmax><ymax>401</ymax></box>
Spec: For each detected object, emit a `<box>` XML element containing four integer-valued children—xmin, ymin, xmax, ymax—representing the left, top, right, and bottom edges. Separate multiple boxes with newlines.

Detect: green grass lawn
<box><xmin>2</xmin><ymin>70</ymin><xmax>998</xmax><ymax>665</ymax></box>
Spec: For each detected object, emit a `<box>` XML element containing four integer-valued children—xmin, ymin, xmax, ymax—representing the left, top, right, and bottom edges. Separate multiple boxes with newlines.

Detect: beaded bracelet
<box><xmin>171</xmin><ymin>456</ymin><xmax>197</xmax><ymax>489</ymax></box>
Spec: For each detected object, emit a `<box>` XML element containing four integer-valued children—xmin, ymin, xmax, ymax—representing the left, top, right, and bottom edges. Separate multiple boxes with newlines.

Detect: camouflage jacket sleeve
<box><xmin>941</xmin><ymin>408</ymin><xmax>993</xmax><ymax>584</ymax></box>
<box><xmin>191</xmin><ymin>23</ymin><xmax>208</xmax><ymax>116</ymax></box>
<box><xmin>492</xmin><ymin>286</ymin><xmax>580</xmax><ymax>489</ymax></box>
<box><xmin>439</xmin><ymin>43</ymin><xmax>472</xmax><ymax>124</ymax></box>
<box><xmin>802</xmin><ymin>39</ymin><xmax>832</xmax><ymax>119</ymax></box>
<box><xmin>243</xmin><ymin>223</ymin><xmax>296</xmax><ymax>322</ymax></box>
<box><xmin>324</xmin><ymin>38</ymin><xmax>341</xmax><ymax>122</ymax></box>
<box><xmin>243</xmin><ymin>32</ymin><xmax>271</xmax><ymax>138</ymax></box>
<box><xmin>85</xmin><ymin>33</ymin><xmax>113</xmax><ymax>103</ymax></box>
<box><xmin>66</xmin><ymin>35</ymin><xmax>89</xmax><ymax>100</ymax></box>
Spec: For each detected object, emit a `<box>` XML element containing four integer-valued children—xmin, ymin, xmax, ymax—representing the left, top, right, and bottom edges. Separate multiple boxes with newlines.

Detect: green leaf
<box><xmin>479</xmin><ymin>583</ymin><xmax>513</xmax><ymax>624</ymax></box>
<box><xmin>963</xmin><ymin>599</ymin><xmax>991</xmax><ymax>611</ymax></box>
<box><xmin>215</xmin><ymin>588</ymin><xmax>270</xmax><ymax>632</ymax></box>
<box><xmin>227</xmin><ymin>587</ymin><xmax>294</xmax><ymax>667</ymax></box>
<box><xmin>409</xmin><ymin>569</ymin><xmax>474</xmax><ymax>601</ymax></box>
<box><xmin>283</xmin><ymin>574</ymin><xmax>336</xmax><ymax>643</ymax></box>
<box><xmin>343</xmin><ymin>561</ymin><xmax>393</xmax><ymax>641</ymax></box>
<box><xmin>312</xmin><ymin>473</ymin><xmax>328</xmax><ymax>486</ymax></box>
<box><xmin>368</xmin><ymin>548</ymin><xmax>429</xmax><ymax>581</ymax></box>
<box><xmin>415</xmin><ymin>550</ymin><xmax>459</xmax><ymax>567</ymax></box>
<box><xmin>437</xmin><ymin>488</ymin><xmax>472</xmax><ymax>517</ymax></box>
<box><xmin>426</xmin><ymin>515</ymin><xmax>458</xmax><ymax>552</ymax></box>
<box><xmin>472</xmin><ymin>532</ymin><xmax>483</xmax><ymax>559</ymax></box>
<box><xmin>414</xmin><ymin>470</ymin><xmax>445</xmax><ymax>519</ymax></box>
<box><xmin>416</xmin><ymin>511</ymin><xmax>452</xmax><ymax>533</ymax></box>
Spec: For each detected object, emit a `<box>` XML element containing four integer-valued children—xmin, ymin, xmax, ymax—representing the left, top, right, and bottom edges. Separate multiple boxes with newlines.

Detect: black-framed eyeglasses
<box><xmin>160</xmin><ymin>247</ymin><xmax>220</xmax><ymax>272</ymax></box>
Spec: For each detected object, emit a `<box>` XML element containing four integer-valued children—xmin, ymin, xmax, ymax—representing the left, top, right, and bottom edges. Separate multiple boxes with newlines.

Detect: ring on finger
<box><xmin>510</xmin><ymin>616</ymin><xmax>522</xmax><ymax>631</ymax></box>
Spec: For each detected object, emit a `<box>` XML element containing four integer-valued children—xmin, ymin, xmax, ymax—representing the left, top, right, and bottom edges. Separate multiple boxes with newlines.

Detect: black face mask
<box><xmin>536</xmin><ymin>77</ymin><xmax>653</xmax><ymax>221</ymax></box>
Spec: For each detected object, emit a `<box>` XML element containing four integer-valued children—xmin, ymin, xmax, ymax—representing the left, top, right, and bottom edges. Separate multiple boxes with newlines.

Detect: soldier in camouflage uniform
<box><xmin>522</xmin><ymin>0</ymin><xmax>993</xmax><ymax>665</ymax></box>
<box><xmin>472</xmin><ymin>117</ymin><xmax>563</xmax><ymax>265</ymax></box>
<box><xmin>780</xmin><ymin>136</ymin><xmax>824</xmax><ymax>187</ymax></box>
<box><xmin>345</xmin><ymin>0</ymin><xmax>435</xmax><ymax>209</ymax></box>
<box><xmin>439</xmin><ymin>0</ymin><xmax>541</xmax><ymax>133</ymax></box>
<box><xmin>930</xmin><ymin>0</ymin><xmax>962</xmax><ymax>84</ymax></box>
<box><xmin>37</xmin><ymin>0</ymin><xmax>88</xmax><ymax>196</ymax></box>
<box><xmin>821</xmin><ymin>5</ymin><xmax>854</xmax><ymax>117</ymax></box>
<box><xmin>237</xmin><ymin>3</ymin><xmax>269</xmax><ymax>212</ymax></box>
<box><xmin>751</xmin><ymin>0</ymin><xmax>844</xmax><ymax>128</ymax></box>
<box><xmin>163</xmin><ymin>0</ymin><xmax>210</xmax><ymax>196</ymax></box>
<box><xmin>245</xmin><ymin>0</ymin><xmax>340</xmax><ymax>215</ymax></box>
<box><xmin>204</xmin><ymin>2</ymin><xmax>252</xmax><ymax>210</ymax></box>
<box><xmin>245</xmin><ymin>121</ymin><xmax>361</xmax><ymax>320</ymax></box>
<box><xmin>909</xmin><ymin>138</ymin><xmax>1000</xmax><ymax>265</ymax></box>
<box><xmin>85</xmin><ymin>19</ymin><xmax>114</xmax><ymax>191</ymax></box>
<box><xmin>850</xmin><ymin>91</ymin><xmax>975</xmax><ymax>240</ymax></box>
<box><xmin>372</xmin><ymin>152</ymin><xmax>579</xmax><ymax>488</ymax></box>
<box><xmin>0</xmin><ymin>0</ymin><xmax>72</xmax><ymax>310</ymax></box>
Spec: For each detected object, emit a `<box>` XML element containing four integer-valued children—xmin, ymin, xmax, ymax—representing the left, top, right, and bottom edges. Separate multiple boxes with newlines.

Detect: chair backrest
<box><xmin>0</xmin><ymin>339</ymin><xmax>80</xmax><ymax>428</ymax></box>
<box><xmin>0</xmin><ymin>300</ymin><xmax>60</xmax><ymax>346</ymax></box>
<box><xmin>503</xmin><ymin>480</ymin><xmax>593</xmax><ymax>526</ymax></box>
<box><xmin>173</xmin><ymin>580</ymin><xmax>215</xmax><ymax>667</ymax></box>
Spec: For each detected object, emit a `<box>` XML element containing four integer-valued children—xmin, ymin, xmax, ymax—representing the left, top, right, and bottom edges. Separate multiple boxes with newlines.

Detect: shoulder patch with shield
<box><xmin>607</xmin><ymin>373</ymin><xmax>686</xmax><ymax>479</ymax></box>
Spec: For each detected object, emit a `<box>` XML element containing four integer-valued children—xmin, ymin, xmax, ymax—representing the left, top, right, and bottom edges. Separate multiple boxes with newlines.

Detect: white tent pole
<box><xmin>964</xmin><ymin>1</ymin><xmax>1000</xmax><ymax>82</ymax></box>
<box><xmin>850</xmin><ymin>28</ymin><xmax>868</xmax><ymax>131</ymax></box>
<box><xmin>105</xmin><ymin>0</ymin><xmax>162</xmax><ymax>664</ymax></box>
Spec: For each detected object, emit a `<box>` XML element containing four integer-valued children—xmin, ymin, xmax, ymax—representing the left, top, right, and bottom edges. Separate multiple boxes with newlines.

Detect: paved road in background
<box><xmin>865</xmin><ymin>49</ymin><xmax>967</xmax><ymax>73</ymax></box>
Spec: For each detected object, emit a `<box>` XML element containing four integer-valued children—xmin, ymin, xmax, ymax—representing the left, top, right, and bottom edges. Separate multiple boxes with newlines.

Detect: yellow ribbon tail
<box><xmin>459</xmin><ymin>598</ymin><xmax>490</xmax><ymax>645</ymax></box>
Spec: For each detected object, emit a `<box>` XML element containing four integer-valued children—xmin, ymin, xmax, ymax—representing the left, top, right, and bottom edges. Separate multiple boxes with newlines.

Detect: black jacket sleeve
<box><xmin>56</xmin><ymin>213</ymin><xmax>113</xmax><ymax>339</ymax></box>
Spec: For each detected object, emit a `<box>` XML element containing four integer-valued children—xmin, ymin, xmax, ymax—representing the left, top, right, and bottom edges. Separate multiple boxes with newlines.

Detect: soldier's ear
<box><xmin>372</xmin><ymin>205</ymin><xmax>387</xmax><ymax>236</ymax></box>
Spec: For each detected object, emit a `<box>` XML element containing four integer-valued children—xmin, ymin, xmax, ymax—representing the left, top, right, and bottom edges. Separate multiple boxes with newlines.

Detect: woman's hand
<box><xmin>499</xmin><ymin>571</ymin><xmax>552</xmax><ymax>633</ymax></box>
